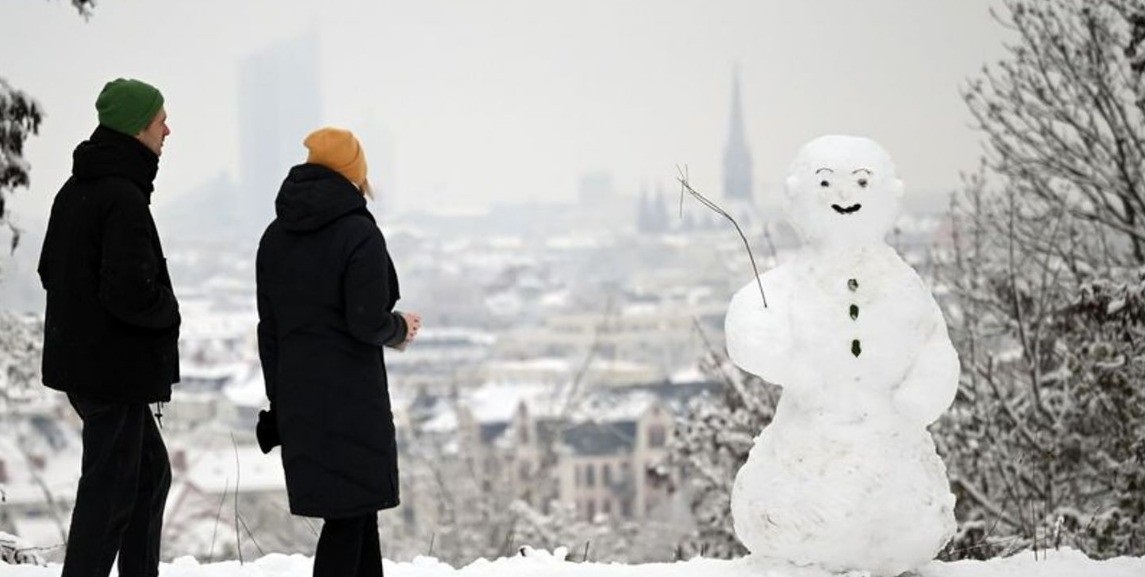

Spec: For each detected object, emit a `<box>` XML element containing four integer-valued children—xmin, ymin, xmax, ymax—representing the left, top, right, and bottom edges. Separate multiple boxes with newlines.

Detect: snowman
<box><xmin>725</xmin><ymin>135</ymin><xmax>958</xmax><ymax>576</ymax></box>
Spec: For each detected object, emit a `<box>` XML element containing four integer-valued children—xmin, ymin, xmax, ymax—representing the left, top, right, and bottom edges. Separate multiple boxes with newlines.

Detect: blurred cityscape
<box><xmin>0</xmin><ymin>60</ymin><xmax>951</xmax><ymax>564</ymax></box>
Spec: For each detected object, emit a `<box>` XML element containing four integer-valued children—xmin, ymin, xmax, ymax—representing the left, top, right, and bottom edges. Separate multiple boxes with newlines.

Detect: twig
<box><xmin>236</xmin><ymin>512</ymin><xmax>265</xmax><ymax>557</ymax></box>
<box><xmin>676</xmin><ymin>165</ymin><xmax>767</xmax><ymax>307</ymax></box>
<box><xmin>300</xmin><ymin>514</ymin><xmax>319</xmax><ymax>537</ymax></box>
<box><xmin>1052</xmin><ymin>515</ymin><xmax>1063</xmax><ymax>550</ymax></box>
<box><xmin>208</xmin><ymin>479</ymin><xmax>229</xmax><ymax>562</ymax></box>
<box><xmin>762</xmin><ymin>223</ymin><xmax>778</xmax><ymax>262</ymax></box>
<box><xmin>1030</xmin><ymin>499</ymin><xmax>1038</xmax><ymax>561</ymax></box>
<box><xmin>231</xmin><ymin>433</ymin><xmax>243</xmax><ymax>565</ymax></box>
<box><xmin>501</xmin><ymin>529</ymin><xmax>515</xmax><ymax>558</ymax></box>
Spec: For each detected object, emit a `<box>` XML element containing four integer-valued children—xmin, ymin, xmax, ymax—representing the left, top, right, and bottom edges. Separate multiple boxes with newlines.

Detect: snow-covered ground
<box><xmin>3</xmin><ymin>548</ymin><xmax>1144</xmax><ymax>577</ymax></box>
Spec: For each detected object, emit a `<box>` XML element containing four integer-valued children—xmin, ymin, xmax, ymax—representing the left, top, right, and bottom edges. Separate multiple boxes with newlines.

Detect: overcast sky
<box><xmin>2</xmin><ymin>0</ymin><xmax>1010</xmax><ymax>223</ymax></box>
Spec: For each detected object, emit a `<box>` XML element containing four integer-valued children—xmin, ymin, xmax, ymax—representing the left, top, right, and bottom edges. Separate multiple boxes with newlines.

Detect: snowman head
<box><xmin>784</xmin><ymin>135</ymin><xmax>904</xmax><ymax>248</ymax></box>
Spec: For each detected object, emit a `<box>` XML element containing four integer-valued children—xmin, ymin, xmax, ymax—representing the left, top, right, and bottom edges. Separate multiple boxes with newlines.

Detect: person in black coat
<box><xmin>38</xmin><ymin>78</ymin><xmax>177</xmax><ymax>577</ymax></box>
<box><xmin>255</xmin><ymin>127</ymin><xmax>420</xmax><ymax>577</ymax></box>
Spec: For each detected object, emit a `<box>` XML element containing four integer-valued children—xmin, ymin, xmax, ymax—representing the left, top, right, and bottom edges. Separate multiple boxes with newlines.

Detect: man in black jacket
<box><xmin>38</xmin><ymin>78</ymin><xmax>178</xmax><ymax>577</ymax></box>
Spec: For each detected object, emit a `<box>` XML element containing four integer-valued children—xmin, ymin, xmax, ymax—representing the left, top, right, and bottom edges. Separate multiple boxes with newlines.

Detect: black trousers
<box><xmin>62</xmin><ymin>395</ymin><xmax>171</xmax><ymax>577</ymax></box>
<box><xmin>313</xmin><ymin>513</ymin><xmax>383</xmax><ymax>577</ymax></box>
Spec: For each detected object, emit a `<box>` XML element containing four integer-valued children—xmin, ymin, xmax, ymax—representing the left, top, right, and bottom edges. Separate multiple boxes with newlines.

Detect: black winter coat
<box><xmin>38</xmin><ymin>126</ymin><xmax>180</xmax><ymax>403</ymax></box>
<box><xmin>256</xmin><ymin>163</ymin><xmax>406</xmax><ymax>519</ymax></box>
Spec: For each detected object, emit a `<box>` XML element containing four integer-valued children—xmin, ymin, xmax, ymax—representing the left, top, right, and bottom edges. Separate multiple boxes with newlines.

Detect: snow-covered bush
<box><xmin>666</xmin><ymin>345</ymin><xmax>778</xmax><ymax>558</ymax></box>
<box><xmin>0</xmin><ymin>312</ymin><xmax>43</xmax><ymax>406</ymax></box>
<box><xmin>933</xmin><ymin>0</ymin><xmax>1145</xmax><ymax>559</ymax></box>
<box><xmin>937</xmin><ymin>259</ymin><xmax>1145</xmax><ymax>558</ymax></box>
<box><xmin>0</xmin><ymin>79</ymin><xmax>43</xmax><ymax>254</ymax></box>
<box><xmin>0</xmin><ymin>531</ymin><xmax>46</xmax><ymax>566</ymax></box>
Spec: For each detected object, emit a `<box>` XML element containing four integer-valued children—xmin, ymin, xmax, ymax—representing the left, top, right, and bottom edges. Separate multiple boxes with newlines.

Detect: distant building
<box><xmin>636</xmin><ymin>185</ymin><xmax>671</xmax><ymax>234</ymax></box>
<box><xmin>237</xmin><ymin>28</ymin><xmax>322</xmax><ymax>238</ymax></box>
<box><xmin>400</xmin><ymin>377</ymin><xmax>717</xmax><ymax>534</ymax></box>
<box><xmin>723</xmin><ymin>66</ymin><xmax>753</xmax><ymax>205</ymax></box>
<box><xmin>638</xmin><ymin>67</ymin><xmax>756</xmax><ymax>234</ymax></box>
<box><xmin>722</xmin><ymin>66</ymin><xmax>758</xmax><ymax>228</ymax></box>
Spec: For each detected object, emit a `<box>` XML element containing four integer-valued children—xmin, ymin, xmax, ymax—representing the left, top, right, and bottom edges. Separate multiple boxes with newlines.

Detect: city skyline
<box><xmin>3</xmin><ymin>0</ymin><xmax>1008</xmax><ymax>226</ymax></box>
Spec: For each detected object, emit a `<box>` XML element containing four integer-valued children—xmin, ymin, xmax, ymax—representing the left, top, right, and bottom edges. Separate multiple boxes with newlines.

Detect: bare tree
<box><xmin>935</xmin><ymin>0</ymin><xmax>1145</xmax><ymax>559</ymax></box>
<box><xmin>963</xmin><ymin>0</ymin><xmax>1145</xmax><ymax>264</ymax></box>
<box><xmin>0</xmin><ymin>0</ymin><xmax>95</xmax><ymax>255</ymax></box>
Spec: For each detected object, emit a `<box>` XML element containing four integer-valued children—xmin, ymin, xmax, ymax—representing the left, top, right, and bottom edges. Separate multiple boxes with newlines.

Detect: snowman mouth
<box><xmin>832</xmin><ymin>203</ymin><xmax>862</xmax><ymax>215</ymax></box>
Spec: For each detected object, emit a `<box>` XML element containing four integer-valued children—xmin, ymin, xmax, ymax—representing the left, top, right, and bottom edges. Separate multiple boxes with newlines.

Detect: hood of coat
<box><xmin>71</xmin><ymin>125</ymin><xmax>160</xmax><ymax>196</ymax></box>
<box><xmin>275</xmin><ymin>163</ymin><xmax>371</xmax><ymax>232</ymax></box>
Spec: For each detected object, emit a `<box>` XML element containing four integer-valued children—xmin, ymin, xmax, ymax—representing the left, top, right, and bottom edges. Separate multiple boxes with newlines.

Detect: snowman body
<box><xmin>725</xmin><ymin>136</ymin><xmax>959</xmax><ymax>576</ymax></box>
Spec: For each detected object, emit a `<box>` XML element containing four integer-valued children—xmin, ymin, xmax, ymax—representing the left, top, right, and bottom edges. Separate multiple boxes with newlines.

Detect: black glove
<box><xmin>256</xmin><ymin>409</ymin><xmax>281</xmax><ymax>454</ymax></box>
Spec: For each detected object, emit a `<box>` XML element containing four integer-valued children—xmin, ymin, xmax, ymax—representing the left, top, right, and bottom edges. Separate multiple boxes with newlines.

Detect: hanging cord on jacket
<box><xmin>153</xmin><ymin>402</ymin><xmax>165</xmax><ymax>429</ymax></box>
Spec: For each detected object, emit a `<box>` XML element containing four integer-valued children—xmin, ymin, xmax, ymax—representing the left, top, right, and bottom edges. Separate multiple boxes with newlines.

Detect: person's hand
<box><xmin>399</xmin><ymin>312</ymin><xmax>422</xmax><ymax>349</ymax></box>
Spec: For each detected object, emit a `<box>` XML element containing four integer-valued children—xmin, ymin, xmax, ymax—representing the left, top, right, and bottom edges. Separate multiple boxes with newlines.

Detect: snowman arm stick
<box><xmin>892</xmin><ymin>306</ymin><xmax>960</xmax><ymax>426</ymax></box>
<box><xmin>676</xmin><ymin>166</ymin><xmax>768</xmax><ymax>308</ymax></box>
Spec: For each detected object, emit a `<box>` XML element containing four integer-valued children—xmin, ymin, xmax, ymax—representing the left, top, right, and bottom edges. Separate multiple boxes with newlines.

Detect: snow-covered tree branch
<box><xmin>935</xmin><ymin>0</ymin><xmax>1145</xmax><ymax>559</ymax></box>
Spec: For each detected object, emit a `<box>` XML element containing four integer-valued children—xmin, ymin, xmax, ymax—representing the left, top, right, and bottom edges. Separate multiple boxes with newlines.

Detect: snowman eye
<box><xmin>858</xmin><ymin>178</ymin><xmax>869</xmax><ymax>188</ymax></box>
<box><xmin>820</xmin><ymin>180</ymin><xmax>831</xmax><ymax>188</ymax></box>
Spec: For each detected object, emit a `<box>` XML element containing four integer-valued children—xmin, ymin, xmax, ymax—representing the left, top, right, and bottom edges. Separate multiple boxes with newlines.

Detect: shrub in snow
<box><xmin>936</xmin><ymin>265</ymin><xmax>1145</xmax><ymax>559</ymax></box>
<box><xmin>0</xmin><ymin>531</ymin><xmax>46</xmax><ymax>566</ymax></box>
<box><xmin>667</xmin><ymin>342</ymin><xmax>778</xmax><ymax>559</ymax></box>
<box><xmin>0</xmin><ymin>312</ymin><xmax>43</xmax><ymax>403</ymax></box>
<box><xmin>0</xmin><ymin>79</ymin><xmax>43</xmax><ymax>253</ymax></box>
<box><xmin>931</xmin><ymin>0</ymin><xmax>1145</xmax><ymax>560</ymax></box>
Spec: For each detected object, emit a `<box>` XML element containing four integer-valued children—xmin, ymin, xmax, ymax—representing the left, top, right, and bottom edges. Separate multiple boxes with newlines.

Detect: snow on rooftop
<box><xmin>572</xmin><ymin>390</ymin><xmax>660</xmax><ymax>422</ymax></box>
<box><xmin>620</xmin><ymin>302</ymin><xmax>659</xmax><ymax>316</ymax></box>
<box><xmin>420</xmin><ymin>381</ymin><xmax>557</xmax><ymax>434</ymax></box>
<box><xmin>487</xmin><ymin>236</ymin><xmax>526</xmax><ymax>249</ymax></box>
<box><xmin>485</xmin><ymin>358</ymin><xmax>572</xmax><ymax>374</ymax></box>
<box><xmin>540</xmin><ymin>290</ymin><xmax>571</xmax><ymax>309</ymax></box>
<box><xmin>222</xmin><ymin>367</ymin><xmax>267</xmax><ymax>409</ymax></box>
<box><xmin>414</xmin><ymin>327</ymin><xmax>497</xmax><ymax>346</ymax></box>
<box><xmin>466</xmin><ymin>382</ymin><xmax>559</xmax><ymax>424</ymax></box>
<box><xmin>668</xmin><ymin>365</ymin><xmax>707</xmax><ymax>385</ymax></box>
<box><xmin>178</xmin><ymin>303</ymin><xmax>257</xmax><ymax>339</ymax></box>
<box><xmin>421</xmin><ymin>409</ymin><xmax>460</xmax><ymax>434</ymax></box>
<box><xmin>180</xmin><ymin>362</ymin><xmax>251</xmax><ymax>381</ymax></box>
<box><xmin>545</xmin><ymin>235</ymin><xmax>609</xmax><ymax>250</ymax></box>
<box><xmin>175</xmin><ymin>443</ymin><xmax>284</xmax><ymax>494</ymax></box>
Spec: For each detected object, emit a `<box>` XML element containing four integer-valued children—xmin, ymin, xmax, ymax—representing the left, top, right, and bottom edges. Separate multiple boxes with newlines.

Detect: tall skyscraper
<box><xmin>238</xmin><ymin>28</ymin><xmax>321</xmax><ymax>237</ymax></box>
<box><xmin>722</xmin><ymin>66</ymin><xmax>754</xmax><ymax>204</ymax></box>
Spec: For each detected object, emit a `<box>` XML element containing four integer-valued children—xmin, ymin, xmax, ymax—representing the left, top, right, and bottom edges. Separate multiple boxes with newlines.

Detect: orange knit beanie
<box><xmin>303</xmin><ymin>127</ymin><xmax>368</xmax><ymax>190</ymax></box>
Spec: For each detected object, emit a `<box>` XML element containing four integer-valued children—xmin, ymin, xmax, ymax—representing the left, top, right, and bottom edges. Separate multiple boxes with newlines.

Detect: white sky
<box><xmin>2</xmin><ymin>0</ymin><xmax>1010</xmax><ymax>222</ymax></box>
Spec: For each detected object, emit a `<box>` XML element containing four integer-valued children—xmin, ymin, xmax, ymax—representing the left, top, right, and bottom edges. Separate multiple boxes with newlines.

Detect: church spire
<box><xmin>723</xmin><ymin>64</ymin><xmax>753</xmax><ymax>203</ymax></box>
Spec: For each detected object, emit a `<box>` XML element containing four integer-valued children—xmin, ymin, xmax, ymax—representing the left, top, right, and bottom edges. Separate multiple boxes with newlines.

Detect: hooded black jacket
<box><xmin>38</xmin><ymin>126</ymin><xmax>180</xmax><ymax>403</ymax></box>
<box><xmin>256</xmin><ymin>163</ymin><xmax>405</xmax><ymax>518</ymax></box>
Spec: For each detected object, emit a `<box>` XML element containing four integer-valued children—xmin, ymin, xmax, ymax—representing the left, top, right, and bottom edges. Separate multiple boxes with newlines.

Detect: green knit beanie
<box><xmin>95</xmin><ymin>78</ymin><xmax>164</xmax><ymax>136</ymax></box>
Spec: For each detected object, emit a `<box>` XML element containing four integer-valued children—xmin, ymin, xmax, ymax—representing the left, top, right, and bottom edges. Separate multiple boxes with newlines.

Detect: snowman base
<box><xmin>731</xmin><ymin>419</ymin><xmax>956</xmax><ymax>577</ymax></box>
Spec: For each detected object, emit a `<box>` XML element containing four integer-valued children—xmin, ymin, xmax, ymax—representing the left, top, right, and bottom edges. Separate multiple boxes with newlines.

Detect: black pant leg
<box><xmin>314</xmin><ymin>515</ymin><xmax>367</xmax><ymax>577</ymax></box>
<box><xmin>116</xmin><ymin>405</ymin><xmax>170</xmax><ymax>577</ymax></box>
<box><xmin>358</xmin><ymin>514</ymin><xmax>383</xmax><ymax>577</ymax></box>
<box><xmin>61</xmin><ymin>395</ymin><xmax>146</xmax><ymax>577</ymax></box>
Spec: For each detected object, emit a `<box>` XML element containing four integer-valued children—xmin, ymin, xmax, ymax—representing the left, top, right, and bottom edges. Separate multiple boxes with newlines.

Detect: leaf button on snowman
<box><xmin>725</xmin><ymin>135</ymin><xmax>959</xmax><ymax>576</ymax></box>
